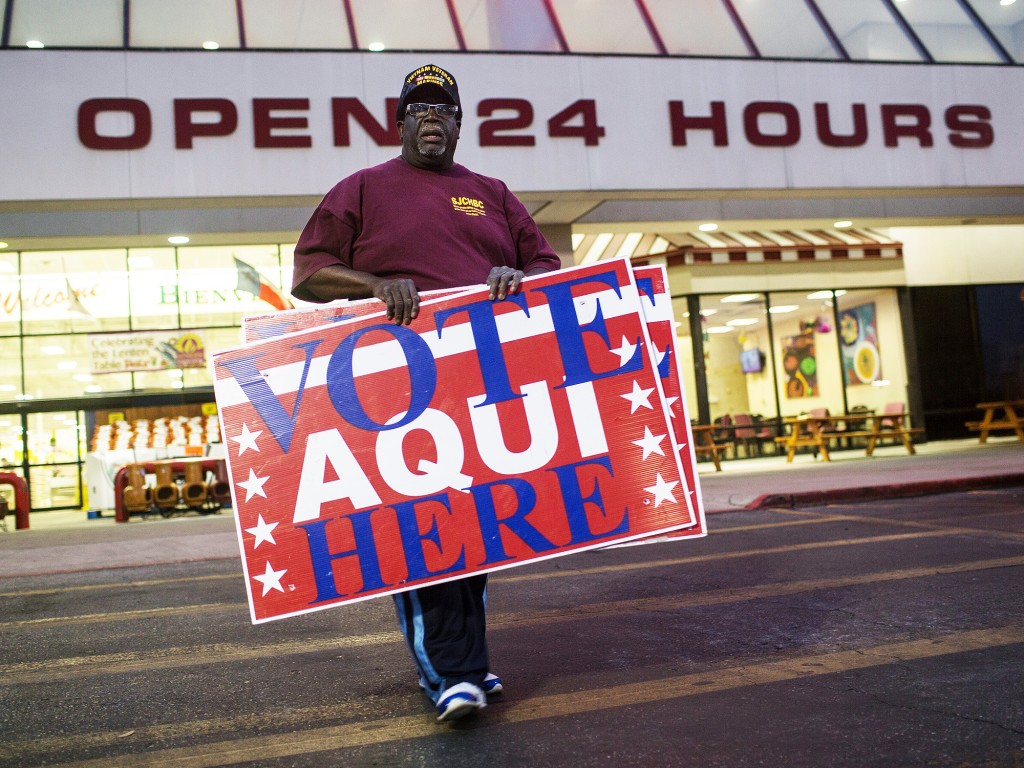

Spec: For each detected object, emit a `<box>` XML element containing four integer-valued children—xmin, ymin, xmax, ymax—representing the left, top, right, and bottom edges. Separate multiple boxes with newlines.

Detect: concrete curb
<box><xmin>744</xmin><ymin>472</ymin><xmax>1024</xmax><ymax>510</ymax></box>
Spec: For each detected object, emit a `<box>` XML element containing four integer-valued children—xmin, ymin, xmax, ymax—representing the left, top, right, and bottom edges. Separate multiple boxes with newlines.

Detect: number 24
<box><xmin>478</xmin><ymin>99</ymin><xmax>606</xmax><ymax>147</ymax></box>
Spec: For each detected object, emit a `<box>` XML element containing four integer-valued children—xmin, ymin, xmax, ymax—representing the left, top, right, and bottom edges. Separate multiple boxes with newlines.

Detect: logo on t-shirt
<box><xmin>452</xmin><ymin>196</ymin><xmax>486</xmax><ymax>217</ymax></box>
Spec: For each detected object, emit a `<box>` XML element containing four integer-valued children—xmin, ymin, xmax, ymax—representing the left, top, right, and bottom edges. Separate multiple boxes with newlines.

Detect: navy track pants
<box><xmin>392</xmin><ymin>574</ymin><xmax>490</xmax><ymax>703</ymax></box>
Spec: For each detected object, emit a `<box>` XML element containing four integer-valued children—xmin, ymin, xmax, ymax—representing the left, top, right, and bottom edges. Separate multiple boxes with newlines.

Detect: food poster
<box><xmin>839</xmin><ymin>303</ymin><xmax>881</xmax><ymax>386</ymax></box>
<box><xmin>782</xmin><ymin>332</ymin><xmax>817</xmax><ymax>398</ymax></box>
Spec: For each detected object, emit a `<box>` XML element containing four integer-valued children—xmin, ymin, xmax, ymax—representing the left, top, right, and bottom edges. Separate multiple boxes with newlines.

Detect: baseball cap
<box><xmin>396</xmin><ymin>64</ymin><xmax>462</xmax><ymax>123</ymax></box>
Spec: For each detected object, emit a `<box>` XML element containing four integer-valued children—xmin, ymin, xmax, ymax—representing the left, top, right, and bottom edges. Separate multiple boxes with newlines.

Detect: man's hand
<box><xmin>487</xmin><ymin>266</ymin><xmax>525</xmax><ymax>301</ymax></box>
<box><xmin>372</xmin><ymin>278</ymin><xmax>419</xmax><ymax>325</ymax></box>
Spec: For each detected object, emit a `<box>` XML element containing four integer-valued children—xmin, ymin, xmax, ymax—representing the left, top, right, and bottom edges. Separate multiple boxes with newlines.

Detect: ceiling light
<box><xmin>720</xmin><ymin>293</ymin><xmax>760</xmax><ymax>303</ymax></box>
<box><xmin>705</xmin><ymin>326</ymin><xmax>733</xmax><ymax>334</ymax></box>
<box><xmin>368</xmin><ymin>42</ymin><xmax>386</xmax><ymax>52</ymax></box>
<box><xmin>1000</xmin><ymin>0</ymin><xmax>1016</xmax><ymax>6</ymax></box>
<box><xmin>202</xmin><ymin>41</ymin><xmax>220</xmax><ymax>50</ymax></box>
<box><xmin>26</xmin><ymin>40</ymin><xmax>44</xmax><ymax>48</ymax></box>
<box><xmin>72</xmin><ymin>374</ymin><xmax>94</xmax><ymax>382</ymax></box>
<box><xmin>768</xmin><ymin>304</ymin><xmax>800</xmax><ymax>314</ymax></box>
<box><xmin>698</xmin><ymin>308</ymin><xmax>717</xmax><ymax>316</ymax></box>
<box><xmin>834</xmin><ymin>220</ymin><xmax>853</xmax><ymax>228</ymax></box>
<box><xmin>168</xmin><ymin>235</ymin><xmax>190</xmax><ymax>245</ymax></box>
<box><xmin>698</xmin><ymin>223</ymin><xmax>718</xmax><ymax>232</ymax></box>
<box><xmin>0</xmin><ymin>242</ymin><xmax>8</xmax><ymax>249</ymax></box>
<box><xmin>41</xmin><ymin>345</ymin><xmax>65</xmax><ymax>355</ymax></box>
<box><xmin>0</xmin><ymin>384</ymin><xmax>16</xmax><ymax>392</ymax></box>
<box><xmin>726</xmin><ymin>318</ymin><xmax>758</xmax><ymax>326</ymax></box>
<box><xmin>58</xmin><ymin>361</ymin><xmax>78</xmax><ymax>371</ymax></box>
<box><xmin>84</xmin><ymin>385</ymin><xmax>102</xmax><ymax>393</ymax></box>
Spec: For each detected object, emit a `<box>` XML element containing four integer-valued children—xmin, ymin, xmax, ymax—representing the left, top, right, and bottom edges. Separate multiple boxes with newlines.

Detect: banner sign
<box><xmin>629</xmin><ymin>265</ymin><xmax>706</xmax><ymax>538</ymax></box>
<box><xmin>213</xmin><ymin>259</ymin><xmax>704</xmax><ymax>623</ymax></box>
<box><xmin>89</xmin><ymin>329</ymin><xmax>207</xmax><ymax>373</ymax></box>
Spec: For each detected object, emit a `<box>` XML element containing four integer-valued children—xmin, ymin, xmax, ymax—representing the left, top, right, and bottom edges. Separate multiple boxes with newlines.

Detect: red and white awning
<box><xmin>573</xmin><ymin>228</ymin><xmax>903</xmax><ymax>266</ymax></box>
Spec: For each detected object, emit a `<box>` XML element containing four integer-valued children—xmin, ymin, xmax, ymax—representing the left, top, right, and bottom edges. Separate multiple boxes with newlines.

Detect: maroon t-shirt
<box><xmin>292</xmin><ymin>157</ymin><xmax>560</xmax><ymax>300</ymax></box>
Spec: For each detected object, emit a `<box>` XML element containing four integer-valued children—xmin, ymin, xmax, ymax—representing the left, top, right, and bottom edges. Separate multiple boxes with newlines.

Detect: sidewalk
<box><xmin>1</xmin><ymin>438</ymin><xmax>1021</xmax><ymax>578</ymax></box>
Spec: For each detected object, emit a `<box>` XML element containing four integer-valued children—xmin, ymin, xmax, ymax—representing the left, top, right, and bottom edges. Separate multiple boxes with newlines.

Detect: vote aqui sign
<box><xmin>213</xmin><ymin>259</ymin><xmax>706</xmax><ymax>623</ymax></box>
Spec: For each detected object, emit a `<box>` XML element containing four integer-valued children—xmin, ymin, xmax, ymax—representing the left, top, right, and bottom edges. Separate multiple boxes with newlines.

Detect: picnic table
<box><xmin>966</xmin><ymin>400</ymin><xmax>1024</xmax><ymax>443</ymax></box>
<box><xmin>690</xmin><ymin>424</ymin><xmax>734</xmax><ymax>471</ymax></box>
<box><xmin>775</xmin><ymin>411</ymin><xmax>922</xmax><ymax>463</ymax></box>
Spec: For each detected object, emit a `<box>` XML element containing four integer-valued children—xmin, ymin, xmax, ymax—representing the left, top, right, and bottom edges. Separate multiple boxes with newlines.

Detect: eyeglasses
<box><xmin>405</xmin><ymin>103</ymin><xmax>459</xmax><ymax>118</ymax></box>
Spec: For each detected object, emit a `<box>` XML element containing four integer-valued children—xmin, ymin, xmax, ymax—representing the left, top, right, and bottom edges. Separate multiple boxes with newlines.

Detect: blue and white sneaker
<box><xmin>482</xmin><ymin>673</ymin><xmax>503</xmax><ymax>695</ymax></box>
<box><xmin>435</xmin><ymin>682</ymin><xmax>486</xmax><ymax>722</ymax></box>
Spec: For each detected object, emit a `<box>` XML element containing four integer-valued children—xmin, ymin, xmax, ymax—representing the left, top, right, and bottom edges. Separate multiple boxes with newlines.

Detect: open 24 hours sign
<box><xmin>213</xmin><ymin>259</ymin><xmax>706</xmax><ymax>623</ymax></box>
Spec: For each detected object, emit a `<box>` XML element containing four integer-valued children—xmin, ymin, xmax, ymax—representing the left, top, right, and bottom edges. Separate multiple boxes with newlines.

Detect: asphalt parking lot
<box><xmin>1</xmin><ymin>486</ymin><xmax>1023</xmax><ymax>767</ymax></box>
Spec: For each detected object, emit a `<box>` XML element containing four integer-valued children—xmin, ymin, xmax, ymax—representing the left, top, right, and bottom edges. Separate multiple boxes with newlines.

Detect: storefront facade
<box><xmin>2</xmin><ymin>0</ymin><xmax>1023</xmax><ymax>511</ymax></box>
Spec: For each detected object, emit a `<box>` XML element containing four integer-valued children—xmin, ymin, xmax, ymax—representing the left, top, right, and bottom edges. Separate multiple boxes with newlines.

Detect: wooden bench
<box><xmin>966</xmin><ymin>400</ymin><xmax>1024</xmax><ymax>443</ymax></box>
<box><xmin>690</xmin><ymin>425</ymin><xmax>733</xmax><ymax>471</ymax></box>
<box><xmin>777</xmin><ymin>414</ymin><xmax>922</xmax><ymax>462</ymax></box>
<box><xmin>694</xmin><ymin>440</ymin><xmax>734</xmax><ymax>471</ymax></box>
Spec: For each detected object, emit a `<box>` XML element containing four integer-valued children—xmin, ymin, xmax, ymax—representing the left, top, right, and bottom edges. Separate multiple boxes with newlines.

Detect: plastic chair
<box><xmin>207</xmin><ymin>473</ymin><xmax>232</xmax><ymax>510</ymax></box>
<box><xmin>153</xmin><ymin>463</ymin><xmax>180</xmax><ymax>515</ymax></box>
<box><xmin>122</xmin><ymin>463</ymin><xmax>153</xmax><ymax>515</ymax></box>
<box><xmin>181</xmin><ymin>462</ymin><xmax>208</xmax><ymax>509</ymax></box>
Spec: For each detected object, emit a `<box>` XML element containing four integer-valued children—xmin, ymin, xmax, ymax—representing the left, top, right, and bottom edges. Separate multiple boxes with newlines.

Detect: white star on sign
<box><xmin>644</xmin><ymin>473</ymin><xmax>678</xmax><ymax>508</ymax></box>
<box><xmin>252</xmin><ymin>560</ymin><xmax>286</xmax><ymax>596</ymax></box>
<box><xmin>231</xmin><ymin>423</ymin><xmax>262</xmax><ymax>456</ymax></box>
<box><xmin>244</xmin><ymin>514</ymin><xmax>278</xmax><ymax>548</ymax></box>
<box><xmin>237</xmin><ymin>468</ymin><xmax>269</xmax><ymax>502</ymax></box>
<box><xmin>611</xmin><ymin>336</ymin><xmax>638</xmax><ymax>368</ymax></box>
<box><xmin>620</xmin><ymin>380</ymin><xmax>655</xmax><ymax>414</ymax></box>
<box><xmin>665</xmin><ymin>396</ymin><xmax>679</xmax><ymax>418</ymax></box>
<box><xmin>632</xmin><ymin>426</ymin><xmax>666</xmax><ymax>461</ymax></box>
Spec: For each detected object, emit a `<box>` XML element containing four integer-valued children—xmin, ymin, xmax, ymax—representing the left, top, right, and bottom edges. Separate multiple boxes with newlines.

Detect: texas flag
<box><xmin>234</xmin><ymin>257</ymin><xmax>294</xmax><ymax>311</ymax></box>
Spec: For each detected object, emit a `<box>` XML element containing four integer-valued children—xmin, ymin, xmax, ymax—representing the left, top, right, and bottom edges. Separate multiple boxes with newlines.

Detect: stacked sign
<box><xmin>213</xmin><ymin>259</ymin><xmax>706</xmax><ymax>624</ymax></box>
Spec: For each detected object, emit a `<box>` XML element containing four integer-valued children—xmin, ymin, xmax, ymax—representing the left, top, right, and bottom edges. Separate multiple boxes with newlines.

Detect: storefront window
<box><xmin>242</xmin><ymin>0</ymin><xmax>351</xmax><ymax>49</ymax></box>
<box><xmin>0</xmin><ymin>416</ymin><xmax>23</xmax><ymax>468</ymax></box>
<box><xmin>646</xmin><ymin>0</ymin><xmax>751</xmax><ymax>57</ymax></box>
<box><xmin>548</xmin><ymin>0</ymin><xmax>660</xmax><ymax>54</ymax></box>
<box><xmin>454</xmin><ymin>0</ymin><xmax>562</xmax><ymax>52</ymax></box>
<box><xmin>129</xmin><ymin>0</ymin><xmax>240</xmax><ymax>49</ymax></box>
<box><xmin>128</xmin><ymin>248</ymin><xmax>181</xmax><ymax>330</ymax></box>
<box><xmin>835</xmin><ymin>288</ymin><xmax>909</xmax><ymax>413</ymax></box>
<box><xmin>731</xmin><ymin>0</ymin><xmax>840</xmax><ymax>59</ymax></box>
<box><xmin>813</xmin><ymin>0</ymin><xmax>923</xmax><ymax>61</ymax></box>
<box><xmin>966</xmin><ymin>0</ymin><xmax>1024</xmax><ymax>63</ymax></box>
<box><xmin>0</xmin><ymin>338</ymin><xmax>22</xmax><ymax>402</ymax></box>
<box><xmin>20</xmin><ymin>250</ymin><xmax>130</xmax><ymax>335</ymax></box>
<box><xmin>0</xmin><ymin>252</ymin><xmax>19</xmax><ymax>337</ymax></box>
<box><xmin>700</xmin><ymin>292</ymin><xmax>776</xmax><ymax>426</ymax></box>
<box><xmin>174</xmin><ymin>244</ymin><xmax>285</xmax><ymax>329</ymax></box>
<box><xmin>895</xmin><ymin>0</ymin><xmax>1002</xmax><ymax>63</ymax></box>
<box><xmin>349</xmin><ymin>0</ymin><xmax>458</xmax><ymax>51</ymax></box>
<box><xmin>9</xmin><ymin>0</ymin><xmax>123</xmax><ymax>48</ymax></box>
<box><xmin>23</xmin><ymin>336</ymin><xmax>102</xmax><ymax>399</ymax></box>
<box><xmin>771</xmin><ymin>290</ymin><xmax>843</xmax><ymax>416</ymax></box>
<box><xmin>26</xmin><ymin>410</ymin><xmax>83</xmax><ymax>510</ymax></box>
<box><xmin>671</xmin><ymin>296</ymin><xmax>699</xmax><ymax>423</ymax></box>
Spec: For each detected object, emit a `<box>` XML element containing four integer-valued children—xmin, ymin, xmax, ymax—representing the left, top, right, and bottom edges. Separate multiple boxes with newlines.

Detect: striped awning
<box><xmin>573</xmin><ymin>228</ymin><xmax>903</xmax><ymax>266</ymax></box>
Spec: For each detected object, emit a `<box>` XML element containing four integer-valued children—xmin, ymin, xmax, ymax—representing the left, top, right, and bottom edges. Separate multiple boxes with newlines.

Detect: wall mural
<box><xmin>840</xmin><ymin>303</ymin><xmax>882</xmax><ymax>386</ymax></box>
<box><xmin>782</xmin><ymin>332</ymin><xmax>817</xmax><ymax>398</ymax></box>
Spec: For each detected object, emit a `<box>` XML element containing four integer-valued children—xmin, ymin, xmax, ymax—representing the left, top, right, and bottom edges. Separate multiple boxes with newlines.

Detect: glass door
<box><xmin>25</xmin><ymin>410</ymin><xmax>85</xmax><ymax>510</ymax></box>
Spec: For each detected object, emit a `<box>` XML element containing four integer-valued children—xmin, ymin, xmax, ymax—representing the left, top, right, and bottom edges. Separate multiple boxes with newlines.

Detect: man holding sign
<box><xmin>292</xmin><ymin>64</ymin><xmax>561</xmax><ymax>721</ymax></box>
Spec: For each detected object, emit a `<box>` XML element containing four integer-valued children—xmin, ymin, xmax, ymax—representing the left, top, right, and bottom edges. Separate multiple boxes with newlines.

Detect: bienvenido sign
<box><xmin>213</xmin><ymin>259</ymin><xmax>704</xmax><ymax>623</ymax></box>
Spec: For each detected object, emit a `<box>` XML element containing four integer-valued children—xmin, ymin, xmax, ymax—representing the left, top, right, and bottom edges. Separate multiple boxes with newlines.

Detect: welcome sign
<box><xmin>213</xmin><ymin>259</ymin><xmax>705</xmax><ymax>623</ymax></box>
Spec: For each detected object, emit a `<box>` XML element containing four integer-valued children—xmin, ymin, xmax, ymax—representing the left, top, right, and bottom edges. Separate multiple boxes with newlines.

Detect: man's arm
<box><xmin>295</xmin><ymin>264</ymin><xmax>420</xmax><ymax>326</ymax></box>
